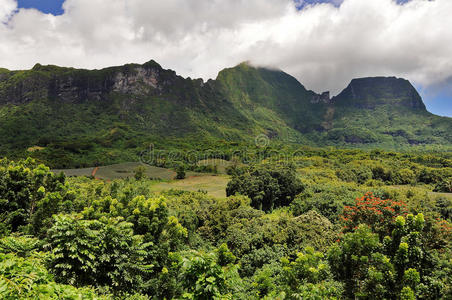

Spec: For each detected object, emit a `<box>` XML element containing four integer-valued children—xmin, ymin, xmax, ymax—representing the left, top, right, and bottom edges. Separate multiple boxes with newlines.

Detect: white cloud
<box><xmin>0</xmin><ymin>0</ymin><xmax>16</xmax><ymax>23</ymax></box>
<box><xmin>0</xmin><ymin>0</ymin><xmax>451</xmax><ymax>106</ymax></box>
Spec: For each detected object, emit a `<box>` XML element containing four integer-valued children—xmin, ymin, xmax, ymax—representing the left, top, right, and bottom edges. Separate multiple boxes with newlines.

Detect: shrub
<box><xmin>178</xmin><ymin>247</ymin><xmax>241</xmax><ymax>300</ymax></box>
<box><xmin>176</xmin><ymin>165</ymin><xmax>186</xmax><ymax>179</ymax></box>
<box><xmin>0</xmin><ymin>252</ymin><xmax>108</xmax><ymax>299</ymax></box>
<box><xmin>47</xmin><ymin>214</ymin><xmax>151</xmax><ymax>292</ymax></box>
<box><xmin>226</xmin><ymin>164</ymin><xmax>304</xmax><ymax>212</ymax></box>
<box><xmin>0</xmin><ymin>158</ymin><xmax>68</xmax><ymax>235</ymax></box>
<box><xmin>290</xmin><ymin>182</ymin><xmax>360</xmax><ymax>221</ymax></box>
<box><xmin>133</xmin><ymin>166</ymin><xmax>147</xmax><ymax>180</ymax></box>
<box><xmin>395</xmin><ymin>168</ymin><xmax>416</xmax><ymax>185</ymax></box>
<box><xmin>328</xmin><ymin>225</ymin><xmax>394</xmax><ymax>299</ymax></box>
<box><xmin>281</xmin><ymin>246</ymin><xmax>343</xmax><ymax>299</ymax></box>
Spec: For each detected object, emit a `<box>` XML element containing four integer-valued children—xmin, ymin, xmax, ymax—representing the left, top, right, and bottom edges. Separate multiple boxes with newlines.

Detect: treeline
<box><xmin>163</xmin><ymin>146</ymin><xmax>452</xmax><ymax>192</ymax></box>
<box><xmin>0</xmin><ymin>157</ymin><xmax>451</xmax><ymax>299</ymax></box>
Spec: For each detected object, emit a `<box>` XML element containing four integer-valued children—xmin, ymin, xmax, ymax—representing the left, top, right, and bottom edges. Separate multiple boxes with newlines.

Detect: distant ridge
<box><xmin>333</xmin><ymin>77</ymin><xmax>426</xmax><ymax>110</ymax></box>
<box><xmin>0</xmin><ymin>60</ymin><xmax>451</xmax><ymax>167</ymax></box>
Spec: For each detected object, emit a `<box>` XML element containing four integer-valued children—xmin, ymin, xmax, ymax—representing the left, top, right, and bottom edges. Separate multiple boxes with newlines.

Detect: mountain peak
<box><xmin>333</xmin><ymin>76</ymin><xmax>426</xmax><ymax>111</ymax></box>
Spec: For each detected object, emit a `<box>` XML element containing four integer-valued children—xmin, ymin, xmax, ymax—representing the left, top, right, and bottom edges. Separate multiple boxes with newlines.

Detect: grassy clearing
<box><xmin>53</xmin><ymin>162</ymin><xmax>176</xmax><ymax>180</ymax></box>
<box><xmin>52</xmin><ymin>167</ymin><xmax>94</xmax><ymax>177</ymax></box>
<box><xmin>96</xmin><ymin>162</ymin><xmax>176</xmax><ymax>180</ymax></box>
<box><xmin>151</xmin><ymin>175</ymin><xmax>230</xmax><ymax>198</ymax></box>
<box><xmin>196</xmin><ymin>159</ymin><xmax>232</xmax><ymax>174</ymax></box>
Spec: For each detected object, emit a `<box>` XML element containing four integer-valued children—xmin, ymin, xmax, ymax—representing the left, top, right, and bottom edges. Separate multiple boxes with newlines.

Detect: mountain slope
<box><xmin>0</xmin><ymin>60</ymin><xmax>451</xmax><ymax>167</ymax></box>
<box><xmin>216</xmin><ymin>63</ymin><xmax>330</xmax><ymax>142</ymax></box>
<box><xmin>333</xmin><ymin>77</ymin><xmax>426</xmax><ymax>110</ymax></box>
<box><xmin>326</xmin><ymin>77</ymin><xmax>451</xmax><ymax>148</ymax></box>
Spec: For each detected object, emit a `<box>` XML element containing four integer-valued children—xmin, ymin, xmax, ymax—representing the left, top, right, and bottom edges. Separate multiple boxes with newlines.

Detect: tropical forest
<box><xmin>0</xmin><ymin>58</ymin><xmax>451</xmax><ymax>299</ymax></box>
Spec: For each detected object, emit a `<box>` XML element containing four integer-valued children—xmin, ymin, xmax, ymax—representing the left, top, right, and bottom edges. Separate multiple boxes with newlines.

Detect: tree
<box><xmin>340</xmin><ymin>192</ymin><xmax>408</xmax><ymax>239</ymax></box>
<box><xmin>176</xmin><ymin>165</ymin><xmax>186</xmax><ymax>180</ymax></box>
<box><xmin>329</xmin><ymin>212</ymin><xmax>445</xmax><ymax>299</ymax></box>
<box><xmin>0</xmin><ymin>158</ymin><xmax>68</xmax><ymax>235</ymax></box>
<box><xmin>46</xmin><ymin>214</ymin><xmax>151</xmax><ymax>292</ymax></box>
<box><xmin>226</xmin><ymin>164</ymin><xmax>303</xmax><ymax>212</ymax></box>
<box><xmin>434</xmin><ymin>178</ymin><xmax>452</xmax><ymax>193</ymax></box>
<box><xmin>394</xmin><ymin>168</ymin><xmax>416</xmax><ymax>185</ymax></box>
<box><xmin>178</xmin><ymin>245</ymin><xmax>241</xmax><ymax>300</ymax></box>
<box><xmin>80</xmin><ymin>195</ymin><xmax>187</xmax><ymax>294</ymax></box>
<box><xmin>0</xmin><ymin>246</ymin><xmax>108</xmax><ymax>299</ymax></box>
<box><xmin>133</xmin><ymin>166</ymin><xmax>147</xmax><ymax>180</ymax></box>
<box><xmin>281</xmin><ymin>246</ymin><xmax>343</xmax><ymax>299</ymax></box>
<box><xmin>328</xmin><ymin>225</ymin><xmax>391</xmax><ymax>298</ymax></box>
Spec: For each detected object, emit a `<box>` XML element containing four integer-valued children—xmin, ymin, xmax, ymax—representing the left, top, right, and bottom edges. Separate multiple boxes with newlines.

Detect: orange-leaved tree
<box><xmin>340</xmin><ymin>192</ymin><xmax>408</xmax><ymax>239</ymax></box>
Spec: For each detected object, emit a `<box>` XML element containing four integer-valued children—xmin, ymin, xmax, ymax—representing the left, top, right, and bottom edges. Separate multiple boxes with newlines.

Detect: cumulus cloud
<box><xmin>0</xmin><ymin>0</ymin><xmax>17</xmax><ymax>23</ymax></box>
<box><xmin>0</xmin><ymin>0</ymin><xmax>451</xmax><ymax>111</ymax></box>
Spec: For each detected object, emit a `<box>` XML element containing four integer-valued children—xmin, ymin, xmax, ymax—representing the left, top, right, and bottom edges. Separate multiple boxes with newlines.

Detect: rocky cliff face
<box><xmin>332</xmin><ymin>77</ymin><xmax>426</xmax><ymax>110</ymax></box>
<box><xmin>0</xmin><ymin>60</ymin><xmax>182</xmax><ymax>104</ymax></box>
<box><xmin>113</xmin><ymin>67</ymin><xmax>160</xmax><ymax>94</ymax></box>
<box><xmin>311</xmin><ymin>91</ymin><xmax>330</xmax><ymax>104</ymax></box>
<box><xmin>2</xmin><ymin>63</ymin><xmax>426</xmax><ymax>112</ymax></box>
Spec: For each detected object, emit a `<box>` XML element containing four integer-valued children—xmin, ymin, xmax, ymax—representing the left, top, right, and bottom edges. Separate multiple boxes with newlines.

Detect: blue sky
<box><xmin>17</xmin><ymin>0</ymin><xmax>64</xmax><ymax>15</ymax></box>
<box><xmin>5</xmin><ymin>0</ymin><xmax>451</xmax><ymax>117</ymax></box>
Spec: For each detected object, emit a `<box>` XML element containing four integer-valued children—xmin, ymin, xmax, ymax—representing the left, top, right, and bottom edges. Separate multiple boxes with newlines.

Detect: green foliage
<box><xmin>82</xmin><ymin>194</ymin><xmax>187</xmax><ymax>256</ymax></box>
<box><xmin>47</xmin><ymin>214</ymin><xmax>151</xmax><ymax>292</ymax></box>
<box><xmin>328</xmin><ymin>210</ymin><xmax>449</xmax><ymax>299</ymax></box>
<box><xmin>80</xmin><ymin>193</ymin><xmax>188</xmax><ymax>295</ymax></box>
<box><xmin>291</xmin><ymin>182</ymin><xmax>361</xmax><ymax>221</ymax></box>
<box><xmin>395</xmin><ymin>168</ymin><xmax>416</xmax><ymax>185</ymax></box>
<box><xmin>180</xmin><ymin>251</ymin><xmax>229</xmax><ymax>299</ymax></box>
<box><xmin>0</xmin><ymin>158</ymin><xmax>68</xmax><ymax>235</ymax></box>
<box><xmin>133</xmin><ymin>166</ymin><xmax>147</xmax><ymax>180</ymax></box>
<box><xmin>328</xmin><ymin>225</ymin><xmax>388</xmax><ymax>298</ymax></box>
<box><xmin>226</xmin><ymin>164</ymin><xmax>304</xmax><ymax>212</ymax></box>
<box><xmin>281</xmin><ymin>247</ymin><xmax>343</xmax><ymax>299</ymax></box>
<box><xmin>217</xmin><ymin>243</ymin><xmax>237</xmax><ymax>266</ymax></box>
<box><xmin>0</xmin><ymin>154</ymin><xmax>451</xmax><ymax>299</ymax></box>
<box><xmin>0</xmin><ymin>234</ymin><xmax>42</xmax><ymax>257</ymax></box>
<box><xmin>0</xmin><ymin>252</ymin><xmax>108</xmax><ymax>299</ymax></box>
<box><xmin>239</xmin><ymin>244</ymin><xmax>288</xmax><ymax>278</ymax></box>
<box><xmin>176</xmin><ymin>165</ymin><xmax>187</xmax><ymax>179</ymax></box>
<box><xmin>400</xmin><ymin>287</ymin><xmax>416</xmax><ymax>300</ymax></box>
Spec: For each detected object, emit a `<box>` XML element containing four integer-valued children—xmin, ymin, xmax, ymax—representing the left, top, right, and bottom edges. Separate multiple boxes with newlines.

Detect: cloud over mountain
<box><xmin>0</xmin><ymin>0</ymin><xmax>451</xmax><ymax>112</ymax></box>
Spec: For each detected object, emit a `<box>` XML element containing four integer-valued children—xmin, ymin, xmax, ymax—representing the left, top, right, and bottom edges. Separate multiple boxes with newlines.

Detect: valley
<box><xmin>1</xmin><ymin>60</ymin><xmax>451</xmax><ymax>299</ymax></box>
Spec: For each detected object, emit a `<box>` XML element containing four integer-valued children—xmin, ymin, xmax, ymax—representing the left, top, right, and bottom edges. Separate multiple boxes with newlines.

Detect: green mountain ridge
<box><xmin>0</xmin><ymin>60</ymin><xmax>451</xmax><ymax>167</ymax></box>
<box><xmin>332</xmin><ymin>76</ymin><xmax>426</xmax><ymax>110</ymax></box>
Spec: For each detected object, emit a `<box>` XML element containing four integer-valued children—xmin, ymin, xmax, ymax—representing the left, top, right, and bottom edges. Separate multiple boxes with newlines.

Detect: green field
<box><xmin>53</xmin><ymin>162</ymin><xmax>176</xmax><ymax>180</ymax></box>
<box><xmin>53</xmin><ymin>162</ymin><xmax>228</xmax><ymax>197</ymax></box>
<box><xmin>52</xmin><ymin>166</ymin><xmax>94</xmax><ymax>177</ymax></box>
<box><xmin>151</xmin><ymin>174</ymin><xmax>230</xmax><ymax>198</ymax></box>
<box><xmin>196</xmin><ymin>159</ymin><xmax>233</xmax><ymax>174</ymax></box>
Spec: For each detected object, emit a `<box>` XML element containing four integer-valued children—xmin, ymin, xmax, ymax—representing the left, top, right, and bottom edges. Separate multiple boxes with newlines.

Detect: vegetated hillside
<box><xmin>0</xmin><ymin>60</ymin><xmax>451</xmax><ymax>167</ymax></box>
<box><xmin>327</xmin><ymin>77</ymin><xmax>452</xmax><ymax>148</ymax></box>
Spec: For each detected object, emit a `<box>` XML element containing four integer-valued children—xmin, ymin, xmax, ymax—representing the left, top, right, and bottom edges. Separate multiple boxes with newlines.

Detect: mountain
<box><xmin>327</xmin><ymin>77</ymin><xmax>451</xmax><ymax>147</ymax></box>
<box><xmin>0</xmin><ymin>60</ymin><xmax>451</xmax><ymax>167</ymax></box>
<box><xmin>333</xmin><ymin>77</ymin><xmax>426</xmax><ymax>110</ymax></box>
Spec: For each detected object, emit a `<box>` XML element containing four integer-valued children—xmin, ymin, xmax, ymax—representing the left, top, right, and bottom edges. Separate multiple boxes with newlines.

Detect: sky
<box><xmin>0</xmin><ymin>0</ymin><xmax>451</xmax><ymax>117</ymax></box>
